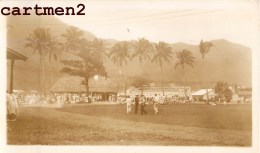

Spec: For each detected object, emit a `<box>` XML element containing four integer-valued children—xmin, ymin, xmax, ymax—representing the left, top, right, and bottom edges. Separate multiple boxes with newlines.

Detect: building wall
<box><xmin>119</xmin><ymin>86</ymin><xmax>191</xmax><ymax>97</ymax></box>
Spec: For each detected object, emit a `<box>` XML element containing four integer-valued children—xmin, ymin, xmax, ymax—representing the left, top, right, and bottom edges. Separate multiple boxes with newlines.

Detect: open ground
<box><xmin>7</xmin><ymin>104</ymin><xmax>251</xmax><ymax>146</ymax></box>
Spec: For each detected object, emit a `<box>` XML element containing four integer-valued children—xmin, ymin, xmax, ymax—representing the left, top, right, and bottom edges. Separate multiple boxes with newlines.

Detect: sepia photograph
<box><xmin>1</xmin><ymin>0</ymin><xmax>259</xmax><ymax>153</ymax></box>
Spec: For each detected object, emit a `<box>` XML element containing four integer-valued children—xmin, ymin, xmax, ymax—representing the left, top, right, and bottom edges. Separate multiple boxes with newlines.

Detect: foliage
<box><xmin>61</xmin><ymin>58</ymin><xmax>106</xmax><ymax>79</ymax></box>
<box><xmin>223</xmin><ymin>88</ymin><xmax>233</xmax><ymax>102</ymax></box>
<box><xmin>152</xmin><ymin>41</ymin><xmax>173</xmax><ymax>65</ymax></box>
<box><xmin>61</xmin><ymin>26</ymin><xmax>85</xmax><ymax>54</ymax></box>
<box><xmin>131</xmin><ymin>78</ymin><xmax>150</xmax><ymax>88</ymax></box>
<box><xmin>175</xmin><ymin>49</ymin><xmax>195</xmax><ymax>99</ymax></box>
<box><xmin>175</xmin><ymin>49</ymin><xmax>195</xmax><ymax>70</ymax></box>
<box><xmin>199</xmin><ymin>39</ymin><xmax>214</xmax><ymax>103</ymax></box>
<box><xmin>25</xmin><ymin>27</ymin><xmax>61</xmax><ymax>96</ymax></box>
<box><xmin>199</xmin><ymin>39</ymin><xmax>214</xmax><ymax>59</ymax></box>
<box><xmin>109</xmin><ymin>41</ymin><xmax>131</xmax><ymax>67</ymax></box>
<box><xmin>131</xmin><ymin>38</ymin><xmax>153</xmax><ymax>63</ymax></box>
<box><xmin>215</xmin><ymin>81</ymin><xmax>233</xmax><ymax>102</ymax></box>
<box><xmin>61</xmin><ymin>27</ymin><xmax>107</xmax><ymax>95</ymax></box>
<box><xmin>151</xmin><ymin>41</ymin><xmax>173</xmax><ymax>95</ymax></box>
<box><xmin>25</xmin><ymin>27</ymin><xmax>61</xmax><ymax>61</ymax></box>
<box><xmin>90</xmin><ymin>38</ymin><xmax>109</xmax><ymax>63</ymax></box>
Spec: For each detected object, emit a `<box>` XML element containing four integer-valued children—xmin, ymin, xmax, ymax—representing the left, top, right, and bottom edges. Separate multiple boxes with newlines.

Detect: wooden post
<box><xmin>9</xmin><ymin>59</ymin><xmax>15</xmax><ymax>94</ymax></box>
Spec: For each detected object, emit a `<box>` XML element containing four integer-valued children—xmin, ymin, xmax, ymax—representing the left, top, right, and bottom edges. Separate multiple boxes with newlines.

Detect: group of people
<box><xmin>125</xmin><ymin>94</ymin><xmax>160</xmax><ymax>115</ymax></box>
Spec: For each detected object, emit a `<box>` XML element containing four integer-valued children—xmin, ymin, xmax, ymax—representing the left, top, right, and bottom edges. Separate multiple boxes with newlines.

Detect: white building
<box><xmin>191</xmin><ymin>89</ymin><xmax>215</xmax><ymax>101</ymax></box>
<box><xmin>118</xmin><ymin>82</ymin><xmax>191</xmax><ymax>97</ymax></box>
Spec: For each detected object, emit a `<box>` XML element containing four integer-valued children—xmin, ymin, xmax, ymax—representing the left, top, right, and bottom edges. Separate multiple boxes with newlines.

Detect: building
<box><xmin>50</xmin><ymin>76</ymin><xmax>118</xmax><ymax>101</ymax></box>
<box><xmin>118</xmin><ymin>82</ymin><xmax>191</xmax><ymax>97</ymax></box>
<box><xmin>191</xmin><ymin>89</ymin><xmax>215</xmax><ymax>102</ymax></box>
<box><xmin>7</xmin><ymin>48</ymin><xmax>27</xmax><ymax>93</ymax></box>
<box><xmin>235</xmin><ymin>87</ymin><xmax>252</xmax><ymax>103</ymax></box>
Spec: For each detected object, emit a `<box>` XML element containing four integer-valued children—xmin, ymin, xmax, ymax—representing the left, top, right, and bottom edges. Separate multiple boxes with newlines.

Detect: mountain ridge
<box><xmin>6</xmin><ymin>15</ymin><xmax>252</xmax><ymax>92</ymax></box>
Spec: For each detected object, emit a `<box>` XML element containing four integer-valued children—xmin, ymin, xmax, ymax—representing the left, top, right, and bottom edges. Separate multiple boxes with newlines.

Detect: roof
<box><xmin>192</xmin><ymin>89</ymin><xmax>214</xmax><ymax>96</ymax></box>
<box><xmin>50</xmin><ymin>76</ymin><xmax>118</xmax><ymax>93</ymax></box>
<box><xmin>7</xmin><ymin>48</ymin><xmax>27</xmax><ymax>61</ymax></box>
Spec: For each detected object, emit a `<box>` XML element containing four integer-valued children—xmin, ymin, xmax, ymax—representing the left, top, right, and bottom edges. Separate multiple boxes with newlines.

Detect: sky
<box><xmin>54</xmin><ymin>0</ymin><xmax>259</xmax><ymax>48</ymax></box>
<box><xmin>1</xmin><ymin>0</ymin><xmax>259</xmax><ymax>48</ymax></box>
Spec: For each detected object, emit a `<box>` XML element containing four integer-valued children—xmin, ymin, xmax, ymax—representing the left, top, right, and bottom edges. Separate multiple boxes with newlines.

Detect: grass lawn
<box><xmin>7</xmin><ymin>104</ymin><xmax>252</xmax><ymax>146</ymax></box>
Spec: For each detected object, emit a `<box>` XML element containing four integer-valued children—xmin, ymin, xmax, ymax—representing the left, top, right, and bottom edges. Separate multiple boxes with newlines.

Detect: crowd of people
<box><xmin>45</xmin><ymin>93</ymin><xmax>95</xmax><ymax>104</ymax></box>
<box><xmin>6</xmin><ymin>90</ymin><xmax>196</xmax><ymax>121</ymax></box>
<box><xmin>119</xmin><ymin>94</ymin><xmax>190</xmax><ymax>105</ymax></box>
<box><xmin>12</xmin><ymin>92</ymin><xmax>105</xmax><ymax>105</ymax></box>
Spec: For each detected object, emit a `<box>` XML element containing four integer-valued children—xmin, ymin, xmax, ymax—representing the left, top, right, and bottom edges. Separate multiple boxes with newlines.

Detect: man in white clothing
<box><xmin>126</xmin><ymin>96</ymin><xmax>132</xmax><ymax>114</ymax></box>
<box><xmin>153</xmin><ymin>94</ymin><xmax>160</xmax><ymax>115</ymax></box>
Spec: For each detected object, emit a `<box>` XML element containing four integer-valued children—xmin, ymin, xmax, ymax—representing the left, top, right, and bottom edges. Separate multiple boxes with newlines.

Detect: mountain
<box><xmin>6</xmin><ymin>15</ymin><xmax>252</xmax><ymax>93</ymax></box>
<box><xmin>6</xmin><ymin>15</ymin><xmax>96</xmax><ymax>92</ymax></box>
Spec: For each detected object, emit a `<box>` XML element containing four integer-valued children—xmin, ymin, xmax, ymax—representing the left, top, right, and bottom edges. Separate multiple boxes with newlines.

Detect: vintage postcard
<box><xmin>1</xmin><ymin>0</ymin><xmax>259</xmax><ymax>153</ymax></box>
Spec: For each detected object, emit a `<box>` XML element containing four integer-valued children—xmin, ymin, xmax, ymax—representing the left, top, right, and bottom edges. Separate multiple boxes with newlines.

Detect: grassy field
<box><xmin>7</xmin><ymin>104</ymin><xmax>252</xmax><ymax>146</ymax></box>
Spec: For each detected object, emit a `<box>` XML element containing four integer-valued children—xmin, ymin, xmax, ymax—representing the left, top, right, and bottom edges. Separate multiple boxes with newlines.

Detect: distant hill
<box><xmin>7</xmin><ymin>15</ymin><xmax>96</xmax><ymax>92</ymax></box>
<box><xmin>6</xmin><ymin>15</ymin><xmax>252</xmax><ymax>93</ymax></box>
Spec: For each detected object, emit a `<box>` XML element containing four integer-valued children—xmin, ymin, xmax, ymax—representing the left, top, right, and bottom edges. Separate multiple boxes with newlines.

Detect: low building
<box><xmin>191</xmin><ymin>89</ymin><xmax>215</xmax><ymax>102</ymax></box>
<box><xmin>235</xmin><ymin>87</ymin><xmax>252</xmax><ymax>103</ymax></box>
<box><xmin>118</xmin><ymin>82</ymin><xmax>191</xmax><ymax>97</ymax></box>
<box><xmin>50</xmin><ymin>76</ymin><xmax>118</xmax><ymax>101</ymax></box>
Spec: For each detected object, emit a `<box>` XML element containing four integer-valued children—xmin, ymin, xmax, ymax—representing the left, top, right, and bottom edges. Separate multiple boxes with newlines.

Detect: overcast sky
<box><xmin>53</xmin><ymin>0</ymin><xmax>259</xmax><ymax>48</ymax></box>
<box><xmin>2</xmin><ymin>0</ymin><xmax>259</xmax><ymax>47</ymax></box>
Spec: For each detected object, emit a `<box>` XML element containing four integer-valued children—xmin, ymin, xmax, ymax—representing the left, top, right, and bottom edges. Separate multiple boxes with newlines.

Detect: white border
<box><xmin>0</xmin><ymin>0</ymin><xmax>259</xmax><ymax>153</ymax></box>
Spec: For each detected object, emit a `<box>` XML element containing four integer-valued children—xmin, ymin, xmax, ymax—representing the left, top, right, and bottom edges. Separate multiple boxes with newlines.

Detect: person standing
<box><xmin>153</xmin><ymin>94</ymin><xmax>159</xmax><ymax>115</ymax></box>
<box><xmin>6</xmin><ymin>92</ymin><xmax>12</xmax><ymax>121</ymax></box>
<box><xmin>56</xmin><ymin>94</ymin><xmax>62</xmax><ymax>108</ymax></box>
<box><xmin>7</xmin><ymin>93</ymin><xmax>19</xmax><ymax>121</ymax></box>
<box><xmin>140</xmin><ymin>95</ymin><xmax>147</xmax><ymax>115</ymax></box>
<box><xmin>126</xmin><ymin>96</ymin><xmax>132</xmax><ymax>114</ymax></box>
<box><xmin>134</xmin><ymin>95</ymin><xmax>139</xmax><ymax>114</ymax></box>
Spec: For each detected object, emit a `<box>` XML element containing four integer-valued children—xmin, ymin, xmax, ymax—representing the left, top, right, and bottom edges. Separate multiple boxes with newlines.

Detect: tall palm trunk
<box><xmin>182</xmin><ymin>67</ymin><xmax>187</xmax><ymax>99</ymax></box>
<box><xmin>40</xmin><ymin>55</ymin><xmax>46</xmax><ymax>98</ymax></box>
<box><xmin>124</xmin><ymin>66</ymin><xmax>127</xmax><ymax>96</ymax></box>
<box><xmin>160</xmin><ymin>61</ymin><xmax>165</xmax><ymax>96</ymax></box>
<box><xmin>119</xmin><ymin>66</ymin><xmax>127</xmax><ymax>96</ymax></box>
<box><xmin>84</xmin><ymin>77</ymin><xmax>89</xmax><ymax>97</ymax></box>
<box><xmin>140</xmin><ymin>62</ymin><xmax>143</xmax><ymax>95</ymax></box>
<box><xmin>49</xmin><ymin>63</ymin><xmax>54</xmax><ymax>89</ymax></box>
<box><xmin>202</xmin><ymin>58</ymin><xmax>209</xmax><ymax>103</ymax></box>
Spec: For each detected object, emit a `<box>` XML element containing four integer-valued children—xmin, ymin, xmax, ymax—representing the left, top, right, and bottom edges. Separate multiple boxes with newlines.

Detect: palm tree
<box><xmin>199</xmin><ymin>40</ymin><xmax>214</xmax><ymax>59</ymax></box>
<box><xmin>61</xmin><ymin>26</ymin><xmax>85</xmax><ymax>54</ymax></box>
<box><xmin>25</xmin><ymin>27</ymin><xmax>61</xmax><ymax>97</ymax></box>
<box><xmin>152</xmin><ymin>41</ymin><xmax>173</xmax><ymax>96</ymax></box>
<box><xmin>109</xmin><ymin>41</ymin><xmax>131</xmax><ymax>96</ymax></box>
<box><xmin>175</xmin><ymin>49</ymin><xmax>195</xmax><ymax>98</ymax></box>
<box><xmin>90</xmin><ymin>38</ymin><xmax>109</xmax><ymax>63</ymax></box>
<box><xmin>131</xmin><ymin>38</ymin><xmax>153</xmax><ymax>91</ymax></box>
<box><xmin>199</xmin><ymin>39</ymin><xmax>214</xmax><ymax>103</ymax></box>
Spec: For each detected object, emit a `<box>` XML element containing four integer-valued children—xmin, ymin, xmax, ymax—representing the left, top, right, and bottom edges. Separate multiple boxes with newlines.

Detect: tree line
<box><xmin>25</xmin><ymin>26</ymin><xmax>232</xmax><ymax>103</ymax></box>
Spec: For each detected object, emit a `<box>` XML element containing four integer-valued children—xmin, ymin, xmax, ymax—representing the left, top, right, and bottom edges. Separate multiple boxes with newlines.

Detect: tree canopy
<box><xmin>175</xmin><ymin>49</ymin><xmax>195</xmax><ymax>70</ymax></box>
<box><xmin>215</xmin><ymin>81</ymin><xmax>233</xmax><ymax>102</ymax></box>
<box><xmin>199</xmin><ymin>39</ymin><xmax>214</xmax><ymax>59</ymax></box>
<box><xmin>60</xmin><ymin>27</ymin><xmax>107</xmax><ymax>96</ymax></box>
<box><xmin>109</xmin><ymin>41</ymin><xmax>131</xmax><ymax>67</ymax></box>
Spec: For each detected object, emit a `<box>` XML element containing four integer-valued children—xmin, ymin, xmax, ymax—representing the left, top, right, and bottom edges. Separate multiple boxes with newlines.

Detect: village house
<box><xmin>50</xmin><ymin>76</ymin><xmax>118</xmax><ymax>102</ymax></box>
